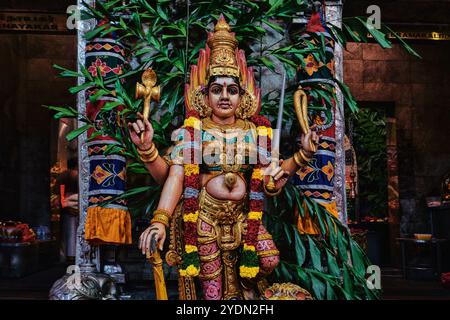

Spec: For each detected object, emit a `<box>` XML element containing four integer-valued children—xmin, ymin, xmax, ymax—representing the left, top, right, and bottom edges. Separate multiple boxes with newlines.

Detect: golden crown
<box><xmin>185</xmin><ymin>15</ymin><xmax>261</xmax><ymax>119</ymax></box>
<box><xmin>206</xmin><ymin>15</ymin><xmax>240</xmax><ymax>79</ymax></box>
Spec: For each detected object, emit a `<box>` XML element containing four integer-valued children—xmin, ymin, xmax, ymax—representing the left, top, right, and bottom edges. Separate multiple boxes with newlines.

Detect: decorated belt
<box><xmin>198</xmin><ymin>188</ymin><xmax>246</xmax><ymax>225</ymax></box>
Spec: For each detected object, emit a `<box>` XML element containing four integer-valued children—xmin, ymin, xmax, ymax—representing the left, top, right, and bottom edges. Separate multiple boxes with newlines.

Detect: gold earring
<box><xmin>191</xmin><ymin>88</ymin><xmax>212</xmax><ymax>117</ymax></box>
<box><xmin>235</xmin><ymin>90</ymin><xmax>257</xmax><ymax>119</ymax></box>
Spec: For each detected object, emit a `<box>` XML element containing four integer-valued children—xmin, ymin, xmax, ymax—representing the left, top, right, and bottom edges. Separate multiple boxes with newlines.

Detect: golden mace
<box><xmin>135</xmin><ymin>68</ymin><xmax>161</xmax><ymax>143</ymax></box>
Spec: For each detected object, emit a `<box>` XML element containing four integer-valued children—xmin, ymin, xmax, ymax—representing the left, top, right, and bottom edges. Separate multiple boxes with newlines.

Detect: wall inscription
<box><xmin>0</xmin><ymin>11</ymin><xmax>69</xmax><ymax>33</ymax></box>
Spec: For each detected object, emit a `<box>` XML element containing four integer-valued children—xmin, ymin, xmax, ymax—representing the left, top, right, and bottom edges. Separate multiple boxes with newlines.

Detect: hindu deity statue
<box><xmin>127</xmin><ymin>15</ymin><xmax>319</xmax><ymax>300</ymax></box>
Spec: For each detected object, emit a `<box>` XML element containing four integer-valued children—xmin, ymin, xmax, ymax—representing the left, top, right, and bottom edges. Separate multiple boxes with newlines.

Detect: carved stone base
<box><xmin>49</xmin><ymin>268</ymin><xmax>119</xmax><ymax>300</ymax></box>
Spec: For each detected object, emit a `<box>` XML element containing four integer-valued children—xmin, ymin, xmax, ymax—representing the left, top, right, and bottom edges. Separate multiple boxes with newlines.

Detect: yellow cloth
<box><xmin>85</xmin><ymin>207</ymin><xmax>132</xmax><ymax>245</ymax></box>
<box><xmin>296</xmin><ymin>201</ymin><xmax>338</xmax><ymax>235</ymax></box>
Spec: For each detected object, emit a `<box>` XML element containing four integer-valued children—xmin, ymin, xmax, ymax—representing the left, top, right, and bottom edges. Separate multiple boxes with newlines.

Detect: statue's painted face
<box><xmin>206</xmin><ymin>77</ymin><xmax>241</xmax><ymax>119</ymax></box>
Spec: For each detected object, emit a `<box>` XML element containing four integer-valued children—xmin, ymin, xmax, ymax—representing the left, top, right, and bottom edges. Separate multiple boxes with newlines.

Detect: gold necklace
<box><xmin>202</xmin><ymin>117</ymin><xmax>249</xmax><ymax>131</ymax></box>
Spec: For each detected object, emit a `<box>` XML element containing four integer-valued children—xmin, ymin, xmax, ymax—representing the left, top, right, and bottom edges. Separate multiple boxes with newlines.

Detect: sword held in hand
<box><xmin>265</xmin><ymin>69</ymin><xmax>286</xmax><ymax>193</ymax></box>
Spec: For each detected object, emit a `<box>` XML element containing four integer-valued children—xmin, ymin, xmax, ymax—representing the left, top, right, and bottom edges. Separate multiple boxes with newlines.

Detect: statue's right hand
<box><xmin>139</xmin><ymin>223</ymin><xmax>166</xmax><ymax>255</ymax></box>
<box><xmin>127</xmin><ymin>112</ymin><xmax>154</xmax><ymax>151</ymax></box>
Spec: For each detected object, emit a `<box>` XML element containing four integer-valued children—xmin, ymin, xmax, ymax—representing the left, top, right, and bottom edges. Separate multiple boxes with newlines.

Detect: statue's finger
<box><xmin>132</xmin><ymin>122</ymin><xmax>141</xmax><ymax>134</ymax></box>
<box><xmin>150</xmin><ymin>233</ymin><xmax>157</xmax><ymax>254</ymax></box>
<box><xmin>139</xmin><ymin>229</ymin><xmax>149</xmax><ymax>248</ymax></box>
<box><xmin>136</xmin><ymin>119</ymin><xmax>145</xmax><ymax>131</ymax></box>
<box><xmin>142</xmin><ymin>231</ymin><xmax>152</xmax><ymax>255</ymax></box>
<box><xmin>159</xmin><ymin>233</ymin><xmax>166</xmax><ymax>251</ymax></box>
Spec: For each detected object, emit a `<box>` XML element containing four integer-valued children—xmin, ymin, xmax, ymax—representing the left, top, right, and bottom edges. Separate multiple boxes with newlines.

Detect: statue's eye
<box><xmin>211</xmin><ymin>86</ymin><xmax>221</xmax><ymax>94</ymax></box>
<box><xmin>228</xmin><ymin>87</ymin><xmax>238</xmax><ymax>95</ymax></box>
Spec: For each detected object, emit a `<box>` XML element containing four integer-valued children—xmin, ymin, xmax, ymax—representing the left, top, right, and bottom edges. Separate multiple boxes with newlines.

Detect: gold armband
<box><xmin>137</xmin><ymin>143</ymin><xmax>159</xmax><ymax>163</ymax></box>
<box><xmin>293</xmin><ymin>149</ymin><xmax>313</xmax><ymax>167</ymax></box>
<box><xmin>150</xmin><ymin>209</ymin><xmax>171</xmax><ymax>228</ymax></box>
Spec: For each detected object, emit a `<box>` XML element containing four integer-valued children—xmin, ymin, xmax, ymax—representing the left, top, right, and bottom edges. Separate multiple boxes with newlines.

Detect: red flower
<box><xmin>249</xmin><ymin>200</ymin><xmax>264</xmax><ymax>212</ymax></box>
<box><xmin>184</xmin><ymin>198</ymin><xmax>198</xmax><ymax>212</ymax></box>
<box><xmin>186</xmin><ymin>110</ymin><xmax>200</xmax><ymax>119</ymax></box>
<box><xmin>250</xmin><ymin>179</ymin><xmax>263</xmax><ymax>191</ymax></box>
<box><xmin>250</xmin><ymin>115</ymin><xmax>271</xmax><ymax>127</ymax></box>
<box><xmin>184</xmin><ymin>222</ymin><xmax>198</xmax><ymax>245</ymax></box>
<box><xmin>245</xmin><ymin>219</ymin><xmax>260</xmax><ymax>244</ymax></box>
<box><xmin>185</xmin><ymin>175</ymin><xmax>200</xmax><ymax>189</ymax></box>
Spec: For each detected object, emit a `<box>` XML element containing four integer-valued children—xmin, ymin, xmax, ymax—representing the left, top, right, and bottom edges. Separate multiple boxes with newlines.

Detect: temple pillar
<box><xmin>325</xmin><ymin>0</ymin><xmax>347</xmax><ymax>224</ymax></box>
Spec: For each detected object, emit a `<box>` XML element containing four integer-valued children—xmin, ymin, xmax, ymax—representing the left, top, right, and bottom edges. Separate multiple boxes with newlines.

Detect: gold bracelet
<box><xmin>140</xmin><ymin>150</ymin><xmax>159</xmax><ymax>163</ymax></box>
<box><xmin>138</xmin><ymin>143</ymin><xmax>159</xmax><ymax>163</ymax></box>
<box><xmin>151</xmin><ymin>215</ymin><xmax>170</xmax><ymax>228</ymax></box>
<box><xmin>137</xmin><ymin>143</ymin><xmax>155</xmax><ymax>155</ymax></box>
<box><xmin>153</xmin><ymin>209</ymin><xmax>171</xmax><ymax>219</ymax></box>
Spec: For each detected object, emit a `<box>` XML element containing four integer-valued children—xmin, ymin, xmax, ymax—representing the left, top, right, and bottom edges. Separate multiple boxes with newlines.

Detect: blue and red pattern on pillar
<box><xmin>84</xmin><ymin>19</ymin><xmax>131</xmax><ymax>245</ymax></box>
<box><xmin>293</xmin><ymin>10</ymin><xmax>339</xmax><ymax>233</ymax></box>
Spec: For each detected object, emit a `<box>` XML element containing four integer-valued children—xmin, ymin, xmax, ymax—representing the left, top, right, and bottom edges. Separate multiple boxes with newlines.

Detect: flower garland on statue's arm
<box><xmin>239</xmin><ymin>115</ymin><xmax>272</xmax><ymax>279</ymax></box>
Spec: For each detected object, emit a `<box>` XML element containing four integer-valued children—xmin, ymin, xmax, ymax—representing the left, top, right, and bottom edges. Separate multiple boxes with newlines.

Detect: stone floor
<box><xmin>1</xmin><ymin>264</ymin><xmax>450</xmax><ymax>300</ymax></box>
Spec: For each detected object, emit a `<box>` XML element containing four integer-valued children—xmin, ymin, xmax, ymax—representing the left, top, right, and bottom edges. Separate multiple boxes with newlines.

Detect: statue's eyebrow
<box><xmin>210</xmin><ymin>82</ymin><xmax>239</xmax><ymax>88</ymax></box>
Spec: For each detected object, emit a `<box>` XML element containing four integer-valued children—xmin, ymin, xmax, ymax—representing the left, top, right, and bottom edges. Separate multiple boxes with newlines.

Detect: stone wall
<box><xmin>343</xmin><ymin>41</ymin><xmax>450</xmax><ymax>234</ymax></box>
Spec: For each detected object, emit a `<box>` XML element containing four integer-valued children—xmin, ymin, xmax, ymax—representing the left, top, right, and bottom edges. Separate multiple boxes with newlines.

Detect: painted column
<box><xmin>325</xmin><ymin>0</ymin><xmax>347</xmax><ymax>224</ymax></box>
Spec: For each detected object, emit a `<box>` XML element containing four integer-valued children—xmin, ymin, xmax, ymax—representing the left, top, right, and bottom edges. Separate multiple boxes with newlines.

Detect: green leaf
<box><xmin>354</xmin><ymin>17</ymin><xmax>392</xmax><ymax>49</ymax></box>
<box><xmin>69</xmin><ymin>81</ymin><xmax>94</xmax><ymax>94</ymax></box>
<box><xmin>350</xmin><ymin>238</ymin><xmax>367</xmax><ymax>278</ymax></box>
<box><xmin>326</xmin><ymin>249</ymin><xmax>340</xmax><ymax>277</ymax></box>
<box><xmin>66</xmin><ymin>124</ymin><xmax>91</xmax><ymax>142</ymax></box>
<box><xmin>327</xmin><ymin>25</ymin><xmax>347</xmax><ymax>47</ymax></box>
<box><xmin>84</xmin><ymin>24</ymin><xmax>108</xmax><ymax>41</ymax></box>
<box><xmin>259</xmin><ymin>56</ymin><xmax>275</xmax><ymax>72</ymax></box>
<box><xmin>326</xmin><ymin>282</ymin><xmax>337</xmax><ymax>300</ymax></box>
<box><xmin>89</xmin><ymin>89</ymin><xmax>110</xmax><ymax>103</ymax></box>
<box><xmin>335</xmin><ymin>79</ymin><xmax>358</xmax><ymax>113</ymax></box>
<box><xmin>53</xmin><ymin>64</ymin><xmax>80</xmax><ymax>78</ymax></box>
<box><xmin>263</xmin><ymin>19</ymin><xmax>284</xmax><ymax>33</ymax></box>
<box><xmin>279</xmin><ymin>261</ymin><xmax>294</xmax><ymax>282</ymax></box>
<box><xmin>266</xmin><ymin>0</ymin><xmax>284</xmax><ymax>16</ymax></box>
<box><xmin>342</xmin><ymin>264</ymin><xmax>354</xmax><ymax>297</ymax></box>
<box><xmin>381</xmin><ymin>24</ymin><xmax>422</xmax><ymax>59</ymax></box>
<box><xmin>325</xmin><ymin>214</ymin><xmax>337</xmax><ymax>248</ymax></box>
<box><xmin>293</xmin><ymin>228</ymin><xmax>306</xmax><ymax>266</ymax></box>
<box><xmin>310</xmin><ymin>273</ymin><xmax>326</xmax><ymax>300</ymax></box>
<box><xmin>283</xmin><ymin>223</ymin><xmax>292</xmax><ymax>245</ymax></box>
<box><xmin>337</xmin><ymin>230</ymin><xmax>349</xmax><ymax>264</ymax></box>
<box><xmin>307</xmin><ymin>235</ymin><xmax>322</xmax><ymax>271</ymax></box>
<box><xmin>343</xmin><ymin>23</ymin><xmax>362</xmax><ymax>42</ymax></box>
<box><xmin>156</xmin><ymin>5</ymin><xmax>169</xmax><ymax>22</ymax></box>
<box><xmin>102</xmin><ymin>101</ymin><xmax>123</xmax><ymax>112</ymax></box>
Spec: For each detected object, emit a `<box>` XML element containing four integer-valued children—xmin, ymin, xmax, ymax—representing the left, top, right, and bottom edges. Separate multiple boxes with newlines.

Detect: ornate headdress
<box><xmin>185</xmin><ymin>15</ymin><xmax>261</xmax><ymax>119</ymax></box>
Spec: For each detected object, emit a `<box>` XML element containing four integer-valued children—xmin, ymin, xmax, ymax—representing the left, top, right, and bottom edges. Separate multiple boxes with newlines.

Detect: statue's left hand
<box><xmin>300</xmin><ymin>124</ymin><xmax>320</xmax><ymax>154</ymax></box>
<box><xmin>264</xmin><ymin>160</ymin><xmax>289</xmax><ymax>191</ymax></box>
